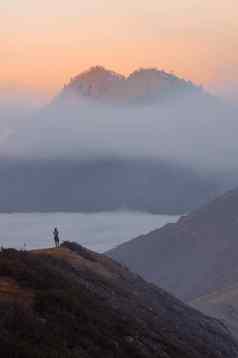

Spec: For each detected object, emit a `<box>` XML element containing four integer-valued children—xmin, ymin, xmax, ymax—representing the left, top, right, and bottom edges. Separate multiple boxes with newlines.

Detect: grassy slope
<box><xmin>0</xmin><ymin>243</ymin><xmax>238</xmax><ymax>358</ymax></box>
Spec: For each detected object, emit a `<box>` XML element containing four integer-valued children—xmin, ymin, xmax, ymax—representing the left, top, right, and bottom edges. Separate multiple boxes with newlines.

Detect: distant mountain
<box><xmin>0</xmin><ymin>66</ymin><xmax>228</xmax><ymax>213</ymax></box>
<box><xmin>0</xmin><ymin>158</ymin><xmax>217</xmax><ymax>213</ymax></box>
<box><xmin>0</xmin><ymin>241</ymin><xmax>237</xmax><ymax>357</ymax></box>
<box><xmin>56</xmin><ymin>66</ymin><xmax>204</xmax><ymax>105</ymax></box>
<box><xmin>107</xmin><ymin>187</ymin><xmax>238</xmax><ymax>301</ymax></box>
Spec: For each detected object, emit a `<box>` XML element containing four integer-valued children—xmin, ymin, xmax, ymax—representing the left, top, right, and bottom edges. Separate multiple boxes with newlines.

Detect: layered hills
<box><xmin>0</xmin><ymin>241</ymin><xmax>237</xmax><ymax>357</ymax></box>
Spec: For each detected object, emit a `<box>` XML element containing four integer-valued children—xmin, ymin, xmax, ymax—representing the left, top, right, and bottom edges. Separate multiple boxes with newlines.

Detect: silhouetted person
<box><xmin>53</xmin><ymin>227</ymin><xmax>60</xmax><ymax>248</ymax></box>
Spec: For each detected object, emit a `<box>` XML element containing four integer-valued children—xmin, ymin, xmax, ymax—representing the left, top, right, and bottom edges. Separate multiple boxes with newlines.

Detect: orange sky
<box><xmin>1</xmin><ymin>0</ymin><xmax>238</xmax><ymax>100</ymax></box>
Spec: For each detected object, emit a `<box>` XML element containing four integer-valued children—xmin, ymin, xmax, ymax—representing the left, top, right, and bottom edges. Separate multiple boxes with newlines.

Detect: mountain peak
<box><xmin>58</xmin><ymin>66</ymin><xmax>203</xmax><ymax>105</ymax></box>
<box><xmin>70</xmin><ymin>65</ymin><xmax>125</xmax><ymax>83</ymax></box>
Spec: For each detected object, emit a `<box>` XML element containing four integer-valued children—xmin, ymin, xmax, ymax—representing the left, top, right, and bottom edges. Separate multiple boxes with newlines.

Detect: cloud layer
<box><xmin>0</xmin><ymin>93</ymin><xmax>238</xmax><ymax>175</ymax></box>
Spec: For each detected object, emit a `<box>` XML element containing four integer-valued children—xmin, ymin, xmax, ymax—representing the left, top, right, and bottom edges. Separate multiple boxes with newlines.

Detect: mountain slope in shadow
<box><xmin>107</xmin><ymin>187</ymin><xmax>238</xmax><ymax>301</ymax></box>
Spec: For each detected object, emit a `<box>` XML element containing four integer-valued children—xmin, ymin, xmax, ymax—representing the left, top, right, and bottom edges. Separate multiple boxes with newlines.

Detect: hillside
<box><xmin>107</xmin><ymin>187</ymin><xmax>238</xmax><ymax>301</ymax></box>
<box><xmin>0</xmin><ymin>241</ymin><xmax>238</xmax><ymax>357</ymax></box>
<box><xmin>191</xmin><ymin>284</ymin><xmax>238</xmax><ymax>339</ymax></box>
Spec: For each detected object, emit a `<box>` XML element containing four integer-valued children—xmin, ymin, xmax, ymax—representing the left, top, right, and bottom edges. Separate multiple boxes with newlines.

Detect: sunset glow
<box><xmin>1</xmin><ymin>0</ymin><xmax>238</xmax><ymax>100</ymax></box>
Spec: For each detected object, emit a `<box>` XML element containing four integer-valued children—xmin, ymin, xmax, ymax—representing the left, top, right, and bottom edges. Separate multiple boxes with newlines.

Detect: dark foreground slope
<box><xmin>0</xmin><ymin>242</ymin><xmax>238</xmax><ymax>358</ymax></box>
<box><xmin>107</xmin><ymin>187</ymin><xmax>238</xmax><ymax>301</ymax></box>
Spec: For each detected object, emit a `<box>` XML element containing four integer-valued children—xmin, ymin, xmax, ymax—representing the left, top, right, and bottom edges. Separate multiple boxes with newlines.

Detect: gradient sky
<box><xmin>1</xmin><ymin>0</ymin><xmax>238</xmax><ymax>100</ymax></box>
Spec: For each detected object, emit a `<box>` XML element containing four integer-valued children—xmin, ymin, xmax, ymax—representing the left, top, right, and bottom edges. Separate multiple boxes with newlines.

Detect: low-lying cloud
<box><xmin>0</xmin><ymin>92</ymin><xmax>238</xmax><ymax>175</ymax></box>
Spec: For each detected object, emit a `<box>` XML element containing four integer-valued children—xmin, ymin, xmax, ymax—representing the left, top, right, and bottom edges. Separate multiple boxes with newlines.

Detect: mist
<box><xmin>0</xmin><ymin>91</ymin><xmax>238</xmax><ymax>176</ymax></box>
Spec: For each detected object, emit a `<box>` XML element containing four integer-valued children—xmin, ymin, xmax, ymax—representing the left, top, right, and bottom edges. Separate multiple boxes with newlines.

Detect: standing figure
<box><xmin>53</xmin><ymin>227</ymin><xmax>60</xmax><ymax>248</ymax></box>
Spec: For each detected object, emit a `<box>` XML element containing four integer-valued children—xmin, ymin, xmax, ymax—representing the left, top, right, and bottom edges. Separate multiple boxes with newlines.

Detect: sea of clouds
<box><xmin>0</xmin><ymin>91</ymin><xmax>238</xmax><ymax>177</ymax></box>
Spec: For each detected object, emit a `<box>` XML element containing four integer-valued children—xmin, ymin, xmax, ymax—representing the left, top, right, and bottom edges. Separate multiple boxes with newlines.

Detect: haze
<box><xmin>1</xmin><ymin>1</ymin><xmax>238</xmax><ymax>180</ymax></box>
<box><xmin>0</xmin><ymin>94</ymin><xmax>238</xmax><ymax>178</ymax></box>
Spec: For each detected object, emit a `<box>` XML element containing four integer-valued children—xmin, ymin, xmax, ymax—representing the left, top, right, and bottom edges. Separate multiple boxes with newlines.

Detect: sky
<box><xmin>1</xmin><ymin>0</ymin><xmax>238</xmax><ymax>101</ymax></box>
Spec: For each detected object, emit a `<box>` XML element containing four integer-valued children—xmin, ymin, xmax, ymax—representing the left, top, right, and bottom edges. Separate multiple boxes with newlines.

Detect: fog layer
<box><xmin>0</xmin><ymin>93</ymin><xmax>238</xmax><ymax>175</ymax></box>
